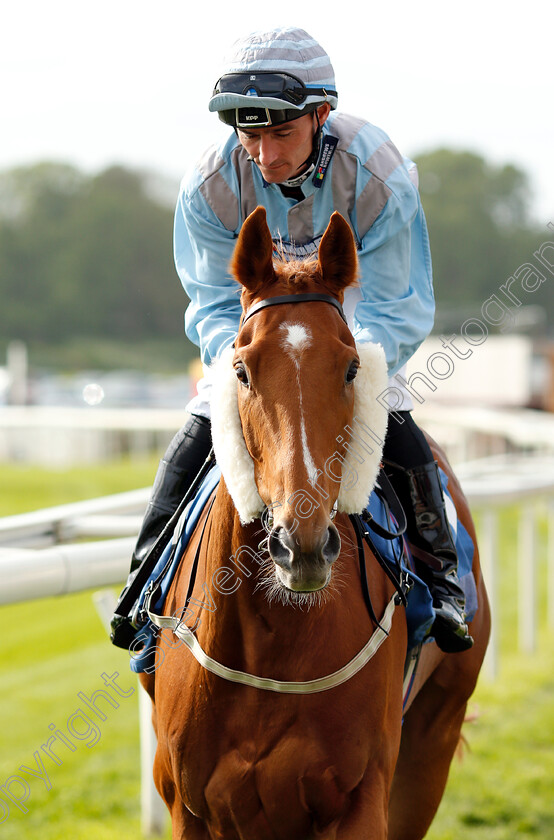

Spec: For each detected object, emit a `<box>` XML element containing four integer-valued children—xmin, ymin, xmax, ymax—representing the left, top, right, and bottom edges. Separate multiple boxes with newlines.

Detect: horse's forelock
<box><xmin>239</xmin><ymin>258</ymin><xmax>323</xmax><ymax>311</ymax></box>
<box><xmin>273</xmin><ymin>252</ymin><xmax>359</xmax><ymax>297</ymax></box>
<box><xmin>277</xmin><ymin>260</ymin><xmax>322</xmax><ymax>291</ymax></box>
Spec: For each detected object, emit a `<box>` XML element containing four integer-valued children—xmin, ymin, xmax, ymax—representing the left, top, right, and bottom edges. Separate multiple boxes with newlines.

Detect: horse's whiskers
<box><xmin>336</xmin><ymin>541</ymin><xmax>356</xmax><ymax>562</ymax></box>
<box><xmin>325</xmin><ymin>561</ymin><xmax>348</xmax><ymax>598</ymax></box>
<box><xmin>253</xmin><ymin>556</ymin><xmax>337</xmax><ymax>610</ymax></box>
<box><xmin>336</xmin><ymin>530</ymin><xmax>358</xmax><ymax>561</ymax></box>
<box><xmin>257</xmin><ymin>535</ymin><xmax>270</xmax><ymax>553</ymax></box>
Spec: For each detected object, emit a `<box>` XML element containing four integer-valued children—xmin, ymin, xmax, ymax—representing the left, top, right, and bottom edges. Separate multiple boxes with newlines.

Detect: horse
<box><xmin>139</xmin><ymin>207</ymin><xmax>491</xmax><ymax>839</ymax></box>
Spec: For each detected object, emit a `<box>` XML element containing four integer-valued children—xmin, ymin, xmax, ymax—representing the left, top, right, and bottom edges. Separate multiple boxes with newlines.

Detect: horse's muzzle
<box><xmin>269</xmin><ymin>522</ymin><xmax>341</xmax><ymax>591</ymax></box>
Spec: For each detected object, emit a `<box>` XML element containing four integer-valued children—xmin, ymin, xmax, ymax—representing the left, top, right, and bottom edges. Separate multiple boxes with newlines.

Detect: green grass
<box><xmin>0</xmin><ymin>457</ymin><xmax>159</xmax><ymax>516</ymax></box>
<box><xmin>0</xmin><ymin>458</ymin><xmax>165</xmax><ymax>838</ymax></box>
<box><xmin>0</xmin><ymin>593</ymin><xmax>145</xmax><ymax>839</ymax></box>
<box><xmin>0</xmin><ymin>461</ymin><xmax>553</xmax><ymax>838</ymax></box>
<box><xmin>428</xmin><ymin>636</ymin><xmax>554</xmax><ymax>839</ymax></box>
<box><xmin>428</xmin><ymin>504</ymin><xmax>554</xmax><ymax>839</ymax></box>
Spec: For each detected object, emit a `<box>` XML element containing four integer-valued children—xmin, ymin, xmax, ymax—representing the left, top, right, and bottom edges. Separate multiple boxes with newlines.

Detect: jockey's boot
<box><xmin>406</xmin><ymin>461</ymin><xmax>474</xmax><ymax>653</ymax></box>
<box><xmin>110</xmin><ymin>414</ymin><xmax>212</xmax><ymax>649</ymax></box>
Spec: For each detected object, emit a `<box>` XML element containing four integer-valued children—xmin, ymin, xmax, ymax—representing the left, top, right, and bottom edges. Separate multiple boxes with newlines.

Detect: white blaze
<box><xmin>282</xmin><ymin>323</ymin><xmax>311</xmax><ymax>353</ymax></box>
<box><xmin>280</xmin><ymin>323</ymin><xmax>318</xmax><ymax>487</ymax></box>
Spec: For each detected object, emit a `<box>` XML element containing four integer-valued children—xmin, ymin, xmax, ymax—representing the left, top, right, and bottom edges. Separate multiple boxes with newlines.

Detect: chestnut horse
<box><xmin>140</xmin><ymin>208</ymin><xmax>490</xmax><ymax>839</ymax></box>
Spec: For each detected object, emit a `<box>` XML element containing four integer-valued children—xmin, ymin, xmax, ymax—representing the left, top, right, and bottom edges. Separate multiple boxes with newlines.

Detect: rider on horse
<box><xmin>111</xmin><ymin>26</ymin><xmax>473</xmax><ymax>654</ymax></box>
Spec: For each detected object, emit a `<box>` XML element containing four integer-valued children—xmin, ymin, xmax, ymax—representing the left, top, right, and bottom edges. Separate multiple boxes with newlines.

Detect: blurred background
<box><xmin>0</xmin><ymin>2</ymin><xmax>552</xmax><ymax>839</ymax></box>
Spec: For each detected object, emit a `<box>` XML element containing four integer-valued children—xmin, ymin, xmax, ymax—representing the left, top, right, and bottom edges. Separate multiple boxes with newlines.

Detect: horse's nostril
<box><xmin>269</xmin><ymin>522</ymin><xmax>340</xmax><ymax>570</ymax></box>
<box><xmin>323</xmin><ymin>524</ymin><xmax>341</xmax><ymax>565</ymax></box>
<box><xmin>269</xmin><ymin>526</ymin><xmax>293</xmax><ymax>570</ymax></box>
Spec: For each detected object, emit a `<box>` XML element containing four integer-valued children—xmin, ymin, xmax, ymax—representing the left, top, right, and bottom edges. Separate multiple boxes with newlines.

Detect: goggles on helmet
<box><xmin>212</xmin><ymin>71</ymin><xmax>337</xmax><ymax>108</ymax></box>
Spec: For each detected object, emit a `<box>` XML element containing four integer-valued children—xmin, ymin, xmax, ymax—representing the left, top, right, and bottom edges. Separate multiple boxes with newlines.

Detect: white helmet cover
<box><xmin>209</xmin><ymin>27</ymin><xmax>338</xmax><ymax>115</ymax></box>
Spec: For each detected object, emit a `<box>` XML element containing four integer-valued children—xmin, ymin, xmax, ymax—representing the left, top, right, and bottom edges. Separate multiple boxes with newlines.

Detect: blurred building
<box><xmin>405</xmin><ymin>335</ymin><xmax>554</xmax><ymax>412</ymax></box>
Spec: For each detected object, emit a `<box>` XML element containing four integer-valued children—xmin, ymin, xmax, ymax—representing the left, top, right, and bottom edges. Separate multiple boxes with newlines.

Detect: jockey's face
<box><xmin>237</xmin><ymin>104</ymin><xmax>331</xmax><ymax>184</ymax></box>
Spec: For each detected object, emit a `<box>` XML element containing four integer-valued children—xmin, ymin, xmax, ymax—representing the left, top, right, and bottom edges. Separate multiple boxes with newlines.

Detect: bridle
<box><xmin>241</xmin><ymin>292</ymin><xmax>348</xmax><ymax>327</ymax></box>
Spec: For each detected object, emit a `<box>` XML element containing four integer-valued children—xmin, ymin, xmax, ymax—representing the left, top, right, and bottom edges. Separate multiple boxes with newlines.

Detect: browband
<box><xmin>241</xmin><ymin>293</ymin><xmax>347</xmax><ymax>326</ymax></box>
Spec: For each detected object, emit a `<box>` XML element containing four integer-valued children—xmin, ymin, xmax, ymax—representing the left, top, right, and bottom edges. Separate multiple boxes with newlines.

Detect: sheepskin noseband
<box><xmin>210</xmin><ymin>342</ymin><xmax>389</xmax><ymax>523</ymax></box>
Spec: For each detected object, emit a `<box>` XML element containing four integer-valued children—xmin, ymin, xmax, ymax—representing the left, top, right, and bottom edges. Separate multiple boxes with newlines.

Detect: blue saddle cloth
<box><xmin>129</xmin><ymin>466</ymin><xmax>478</xmax><ymax>674</ymax></box>
<box><xmin>364</xmin><ymin>469</ymin><xmax>478</xmax><ymax>650</ymax></box>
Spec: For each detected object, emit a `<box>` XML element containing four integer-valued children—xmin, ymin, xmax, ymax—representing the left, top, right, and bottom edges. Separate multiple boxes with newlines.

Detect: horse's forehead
<box><xmin>280</xmin><ymin>322</ymin><xmax>312</xmax><ymax>355</ymax></box>
<box><xmin>239</xmin><ymin>310</ymin><xmax>354</xmax><ymax>365</ymax></box>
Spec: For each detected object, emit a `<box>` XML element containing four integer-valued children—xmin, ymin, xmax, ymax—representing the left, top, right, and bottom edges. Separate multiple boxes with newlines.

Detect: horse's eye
<box><xmin>234</xmin><ymin>362</ymin><xmax>250</xmax><ymax>387</ymax></box>
<box><xmin>346</xmin><ymin>360</ymin><xmax>359</xmax><ymax>384</ymax></box>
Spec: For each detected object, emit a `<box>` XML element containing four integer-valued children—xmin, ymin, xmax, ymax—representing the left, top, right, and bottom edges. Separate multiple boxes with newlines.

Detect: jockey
<box><xmin>111</xmin><ymin>27</ymin><xmax>473</xmax><ymax>653</ymax></box>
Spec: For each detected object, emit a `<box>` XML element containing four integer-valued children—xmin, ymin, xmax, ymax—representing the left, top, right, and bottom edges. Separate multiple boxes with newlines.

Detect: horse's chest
<box><xmin>172</xmin><ymin>694</ymin><xmax>370</xmax><ymax>833</ymax></box>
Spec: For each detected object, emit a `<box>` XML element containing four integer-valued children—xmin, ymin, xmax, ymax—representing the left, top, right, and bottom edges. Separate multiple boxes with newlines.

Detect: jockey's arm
<box><xmin>174</xmin><ymin>184</ymin><xmax>241</xmax><ymax>367</ymax></box>
<box><xmin>350</xmin><ymin>171</ymin><xmax>435</xmax><ymax>377</ymax></box>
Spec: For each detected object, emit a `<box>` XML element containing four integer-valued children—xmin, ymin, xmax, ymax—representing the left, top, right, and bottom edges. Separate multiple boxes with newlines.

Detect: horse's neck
<box><xmin>191</xmin><ymin>483</ymin><xmax>263</xmax><ymax>616</ymax></box>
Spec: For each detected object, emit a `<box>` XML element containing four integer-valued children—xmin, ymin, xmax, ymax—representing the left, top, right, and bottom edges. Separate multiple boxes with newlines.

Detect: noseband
<box><xmin>241</xmin><ymin>293</ymin><xmax>347</xmax><ymax>327</ymax></box>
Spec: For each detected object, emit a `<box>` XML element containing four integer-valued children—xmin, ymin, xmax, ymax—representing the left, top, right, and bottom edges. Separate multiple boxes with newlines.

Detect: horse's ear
<box><xmin>231</xmin><ymin>206</ymin><xmax>275</xmax><ymax>292</ymax></box>
<box><xmin>318</xmin><ymin>212</ymin><xmax>359</xmax><ymax>295</ymax></box>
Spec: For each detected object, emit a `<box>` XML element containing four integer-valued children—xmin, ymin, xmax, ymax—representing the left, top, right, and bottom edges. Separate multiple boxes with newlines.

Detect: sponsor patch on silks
<box><xmin>313</xmin><ymin>136</ymin><xmax>338</xmax><ymax>187</ymax></box>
